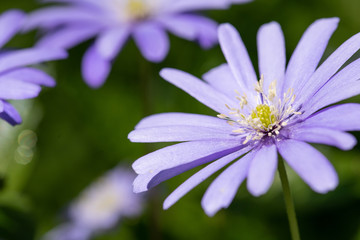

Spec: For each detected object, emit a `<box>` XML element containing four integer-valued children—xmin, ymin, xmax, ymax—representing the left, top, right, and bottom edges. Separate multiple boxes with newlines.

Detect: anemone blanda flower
<box><xmin>0</xmin><ymin>10</ymin><xmax>66</xmax><ymax>126</ymax></box>
<box><xmin>44</xmin><ymin>167</ymin><xmax>143</xmax><ymax>240</ymax></box>
<box><xmin>24</xmin><ymin>0</ymin><xmax>251</xmax><ymax>88</ymax></box>
<box><xmin>129</xmin><ymin>18</ymin><xmax>360</xmax><ymax>216</ymax></box>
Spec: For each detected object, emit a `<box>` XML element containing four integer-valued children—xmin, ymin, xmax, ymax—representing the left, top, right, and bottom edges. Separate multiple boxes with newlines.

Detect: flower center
<box><xmin>251</xmin><ymin>104</ymin><xmax>276</xmax><ymax>129</ymax></box>
<box><xmin>218</xmin><ymin>75</ymin><xmax>301</xmax><ymax>144</ymax></box>
<box><xmin>126</xmin><ymin>0</ymin><xmax>149</xmax><ymax>21</ymax></box>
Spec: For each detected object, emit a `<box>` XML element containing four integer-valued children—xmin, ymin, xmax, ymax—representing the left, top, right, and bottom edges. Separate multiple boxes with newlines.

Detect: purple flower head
<box><xmin>0</xmin><ymin>10</ymin><xmax>67</xmax><ymax>126</ymax></box>
<box><xmin>24</xmin><ymin>0</ymin><xmax>251</xmax><ymax>88</ymax></box>
<box><xmin>44</xmin><ymin>167</ymin><xmax>144</xmax><ymax>240</ymax></box>
<box><xmin>129</xmin><ymin>18</ymin><xmax>360</xmax><ymax>216</ymax></box>
<box><xmin>69</xmin><ymin>167</ymin><xmax>144</xmax><ymax>231</ymax></box>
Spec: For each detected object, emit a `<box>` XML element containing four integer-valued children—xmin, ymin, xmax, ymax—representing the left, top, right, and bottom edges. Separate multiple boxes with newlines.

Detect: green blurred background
<box><xmin>1</xmin><ymin>0</ymin><xmax>360</xmax><ymax>239</ymax></box>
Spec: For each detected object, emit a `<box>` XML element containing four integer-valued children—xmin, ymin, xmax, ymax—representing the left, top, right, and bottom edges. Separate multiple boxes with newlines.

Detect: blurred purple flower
<box><xmin>129</xmin><ymin>18</ymin><xmax>360</xmax><ymax>216</ymax></box>
<box><xmin>24</xmin><ymin>0</ymin><xmax>251</xmax><ymax>88</ymax></box>
<box><xmin>44</xmin><ymin>167</ymin><xmax>143</xmax><ymax>240</ymax></box>
<box><xmin>0</xmin><ymin>10</ymin><xmax>67</xmax><ymax>126</ymax></box>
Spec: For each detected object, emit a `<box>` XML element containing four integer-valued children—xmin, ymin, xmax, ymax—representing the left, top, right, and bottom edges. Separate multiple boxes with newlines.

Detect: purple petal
<box><xmin>129</xmin><ymin>125</ymin><xmax>235</xmax><ymax>143</ymax></box>
<box><xmin>24</xmin><ymin>6</ymin><xmax>105</xmax><ymax>31</ymax></box>
<box><xmin>218</xmin><ymin>23</ymin><xmax>258</xmax><ymax>91</ymax></box>
<box><xmin>300</xmin><ymin>103</ymin><xmax>360</xmax><ymax>131</ymax></box>
<box><xmin>283</xmin><ymin>18</ymin><xmax>339</xmax><ymax>95</ymax></box>
<box><xmin>0</xmin><ymin>48</ymin><xmax>67</xmax><ymax>73</ymax></box>
<box><xmin>257</xmin><ymin>22</ymin><xmax>286</xmax><ymax>94</ymax></box>
<box><xmin>159</xmin><ymin>14</ymin><xmax>218</xmax><ymax>49</ymax></box>
<box><xmin>0</xmin><ymin>100</ymin><xmax>22</xmax><ymax>126</ymax></box>
<box><xmin>0</xmin><ymin>10</ymin><xmax>25</xmax><ymax>48</ymax></box>
<box><xmin>133</xmin><ymin>141</ymin><xmax>244</xmax><ymax>193</ymax></box>
<box><xmin>132</xmin><ymin>139</ymin><xmax>243</xmax><ymax>175</ymax></box>
<box><xmin>36</xmin><ymin>24</ymin><xmax>101</xmax><ymax>49</ymax></box>
<box><xmin>301</xmin><ymin>58</ymin><xmax>360</xmax><ymax>117</ymax></box>
<box><xmin>163</xmin><ymin>0</ymin><xmax>230</xmax><ymax>13</ymax></box>
<box><xmin>297</xmin><ymin>32</ymin><xmax>360</xmax><ymax>105</ymax></box>
<box><xmin>201</xmin><ymin>150</ymin><xmax>255</xmax><ymax>217</ymax></box>
<box><xmin>81</xmin><ymin>45</ymin><xmax>111</xmax><ymax>88</ymax></box>
<box><xmin>95</xmin><ymin>27</ymin><xmax>130</xmax><ymax>60</ymax></box>
<box><xmin>0</xmin><ymin>79</ymin><xmax>41</xmax><ymax>99</ymax></box>
<box><xmin>277</xmin><ymin>139</ymin><xmax>338</xmax><ymax>193</ymax></box>
<box><xmin>289</xmin><ymin>127</ymin><xmax>357</xmax><ymax>150</ymax></box>
<box><xmin>202</xmin><ymin>64</ymin><xmax>241</xmax><ymax>98</ymax></box>
<box><xmin>133</xmin><ymin>22</ymin><xmax>169</xmax><ymax>62</ymax></box>
<box><xmin>247</xmin><ymin>144</ymin><xmax>277</xmax><ymax>196</ymax></box>
<box><xmin>135</xmin><ymin>112</ymin><xmax>233</xmax><ymax>131</ymax></box>
<box><xmin>160</xmin><ymin>68</ymin><xmax>237</xmax><ymax>114</ymax></box>
<box><xmin>164</xmin><ymin>146</ymin><xmax>252</xmax><ymax>210</ymax></box>
<box><xmin>0</xmin><ymin>67</ymin><xmax>56</xmax><ymax>87</ymax></box>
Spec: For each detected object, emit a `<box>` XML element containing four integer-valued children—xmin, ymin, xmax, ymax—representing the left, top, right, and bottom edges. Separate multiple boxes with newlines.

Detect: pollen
<box><xmin>126</xmin><ymin>0</ymin><xmax>148</xmax><ymax>20</ymax></box>
<box><xmin>251</xmin><ymin>104</ymin><xmax>276</xmax><ymax>129</ymax></box>
<box><xmin>217</xmin><ymin>75</ymin><xmax>302</xmax><ymax>144</ymax></box>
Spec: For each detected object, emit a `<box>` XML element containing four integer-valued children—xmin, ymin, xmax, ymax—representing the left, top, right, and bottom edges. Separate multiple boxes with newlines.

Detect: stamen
<box><xmin>217</xmin><ymin>76</ymin><xmax>301</xmax><ymax>143</ymax></box>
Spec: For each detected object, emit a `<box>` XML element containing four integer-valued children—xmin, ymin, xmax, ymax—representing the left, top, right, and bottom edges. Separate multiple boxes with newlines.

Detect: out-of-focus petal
<box><xmin>247</xmin><ymin>144</ymin><xmax>277</xmax><ymax>196</ymax></box>
<box><xmin>37</xmin><ymin>24</ymin><xmax>101</xmax><ymax>49</ymax></box>
<box><xmin>0</xmin><ymin>10</ymin><xmax>25</xmax><ymax>48</ymax></box>
<box><xmin>0</xmin><ymin>67</ymin><xmax>56</xmax><ymax>87</ymax></box>
<box><xmin>133</xmin><ymin>22</ymin><xmax>169</xmax><ymax>62</ymax></box>
<box><xmin>0</xmin><ymin>48</ymin><xmax>67</xmax><ymax>73</ymax></box>
<box><xmin>283</xmin><ymin>18</ymin><xmax>339</xmax><ymax>96</ymax></box>
<box><xmin>0</xmin><ymin>100</ymin><xmax>22</xmax><ymax>126</ymax></box>
<box><xmin>0</xmin><ymin>79</ymin><xmax>41</xmax><ymax>99</ymax></box>
<box><xmin>159</xmin><ymin>14</ymin><xmax>218</xmax><ymax>49</ymax></box>
<box><xmin>160</xmin><ymin>68</ymin><xmax>238</xmax><ymax>114</ymax></box>
<box><xmin>129</xmin><ymin>125</ymin><xmax>235</xmax><ymax>142</ymax></box>
<box><xmin>289</xmin><ymin>127</ymin><xmax>357</xmax><ymax>150</ymax></box>
<box><xmin>164</xmin><ymin>146</ymin><xmax>252</xmax><ymax>210</ymax></box>
<box><xmin>257</xmin><ymin>21</ymin><xmax>286</xmax><ymax>94</ymax></box>
<box><xmin>218</xmin><ymin>23</ymin><xmax>258</xmax><ymax>91</ymax></box>
<box><xmin>300</xmin><ymin>103</ymin><xmax>360</xmax><ymax>131</ymax></box>
<box><xmin>277</xmin><ymin>139</ymin><xmax>338</xmax><ymax>193</ymax></box>
<box><xmin>162</xmin><ymin>0</ymin><xmax>230</xmax><ymax>13</ymax></box>
<box><xmin>135</xmin><ymin>112</ymin><xmax>233</xmax><ymax>131</ymax></box>
<box><xmin>201</xmin><ymin>150</ymin><xmax>254</xmax><ymax>217</ymax></box>
<box><xmin>81</xmin><ymin>45</ymin><xmax>111</xmax><ymax>88</ymax></box>
<box><xmin>95</xmin><ymin>27</ymin><xmax>130</xmax><ymax>60</ymax></box>
<box><xmin>24</xmin><ymin>7</ymin><xmax>105</xmax><ymax>31</ymax></box>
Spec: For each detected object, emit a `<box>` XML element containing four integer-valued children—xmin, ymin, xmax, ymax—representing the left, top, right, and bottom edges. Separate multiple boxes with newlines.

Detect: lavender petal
<box><xmin>218</xmin><ymin>23</ymin><xmax>258</xmax><ymax>91</ymax></box>
<box><xmin>133</xmin><ymin>22</ymin><xmax>169</xmax><ymax>62</ymax></box>
<box><xmin>164</xmin><ymin>146</ymin><xmax>252</xmax><ymax>210</ymax></box>
<box><xmin>289</xmin><ymin>127</ymin><xmax>357</xmax><ymax>150</ymax></box>
<box><xmin>277</xmin><ymin>139</ymin><xmax>338</xmax><ymax>193</ymax></box>
<box><xmin>201</xmin><ymin>150</ymin><xmax>255</xmax><ymax>217</ymax></box>
<box><xmin>283</xmin><ymin>18</ymin><xmax>339</xmax><ymax>96</ymax></box>
<box><xmin>247</xmin><ymin>144</ymin><xmax>277</xmax><ymax>196</ymax></box>
<box><xmin>0</xmin><ymin>10</ymin><xmax>25</xmax><ymax>48</ymax></box>
<box><xmin>160</xmin><ymin>68</ymin><xmax>238</xmax><ymax>114</ymax></box>
<box><xmin>81</xmin><ymin>45</ymin><xmax>111</xmax><ymax>88</ymax></box>
<box><xmin>257</xmin><ymin>21</ymin><xmax>286</xmax><ymax>94</ymax></box>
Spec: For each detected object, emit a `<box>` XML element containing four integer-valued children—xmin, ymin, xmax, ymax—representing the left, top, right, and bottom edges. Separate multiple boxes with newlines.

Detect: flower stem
<box><xmin>278</xmin><ymin>158</ymin><xmax>301</xmax><ymax>240</ymax></box>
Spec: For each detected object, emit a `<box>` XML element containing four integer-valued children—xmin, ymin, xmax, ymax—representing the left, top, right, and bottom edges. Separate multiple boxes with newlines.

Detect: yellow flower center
<box><xmin>251</xmin><ymin>104</ymin><xmax>276</xmax><ymax>129</ymax></box>
<box><xmin>217</xmin><ymin>75</ymin><xmax>302</xmax><ymax>144</ymax></box>
<box><xmin>126</xmin><ymin>0</ymin><xmax>148</xmax><ymax>20</ymax></box>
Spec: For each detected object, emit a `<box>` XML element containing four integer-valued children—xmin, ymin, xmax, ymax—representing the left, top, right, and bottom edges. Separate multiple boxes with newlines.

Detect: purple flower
<box><xmin>129</xmin><ymin>18</ymin><xmax>360</xmax><ymax>216</ymax></box>
<box><xmin>44</xmin><ymin>167</ymin><xmax>144</xmax><ymax>240</ymax></box>
<box><xmin>0</xmin><ymin>10</ymin><xmax>67</xmax><ymax>126</ymax></box>
<box><xmin>24</xmin><ymin>0</ymin><xmax>251</xmax><ymax>88</ymax></box>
